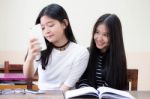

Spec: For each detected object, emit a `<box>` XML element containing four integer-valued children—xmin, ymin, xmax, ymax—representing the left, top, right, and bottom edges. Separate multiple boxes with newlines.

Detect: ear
<box><xmin>62</xmin><ymin>19</ymin><xmax>68</xmax><ymax>29</ymax></box>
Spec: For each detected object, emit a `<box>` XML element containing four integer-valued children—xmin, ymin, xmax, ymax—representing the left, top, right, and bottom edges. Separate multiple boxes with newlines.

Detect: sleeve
<box><xmin>75</xmin><ymin>66</ymin><xmax>91</xmax><ymax>88</ymax></box>
<box><xmin>76</xmin><ymin>78</ymin><xmax>91</xmax><ymax>88</ymax></box>
<box><xmin>76</xmin><ymin>47</ymin><xmax>91</xmax><ymax>88</ymax></box>
<box><xmin>64</xmin><ymin>49</ymin><xmax>89</xmax><ymax>87</ymax></box>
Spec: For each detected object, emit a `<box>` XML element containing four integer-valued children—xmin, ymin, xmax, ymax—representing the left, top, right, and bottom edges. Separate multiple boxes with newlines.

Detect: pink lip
<box><xmin>96</xmin><ymin>41</ymin><xmax>104</xmax><ymax>46</ymax></box>
<box><xmin>46</xmin><ymin>35</ymin><xmax>54</xmax><ymax>38</ymax></box>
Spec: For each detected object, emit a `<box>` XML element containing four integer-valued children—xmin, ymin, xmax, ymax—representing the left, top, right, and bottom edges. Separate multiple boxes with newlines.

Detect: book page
<box><xmin>97</xmin><ymin>86</ymin><xmax>135</xmax><ymax>99</ymax></box>
<box><xmin>65</xmin><ymin>87</ymin><xmax>98</xmax><ymax>99</ymax></box>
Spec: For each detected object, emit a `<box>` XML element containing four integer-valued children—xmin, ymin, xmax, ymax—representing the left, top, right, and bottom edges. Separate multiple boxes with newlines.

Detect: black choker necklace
<box><xmin>53</xmin><ymin>41</ymin><xmax>70</xmax><ymax>49</ymax></box>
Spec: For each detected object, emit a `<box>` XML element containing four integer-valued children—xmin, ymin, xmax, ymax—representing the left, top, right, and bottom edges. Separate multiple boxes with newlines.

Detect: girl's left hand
<box><xmin>60</xmin><ymin>84</ymin><xmax>70</xmax><ymax>92</ymax></box>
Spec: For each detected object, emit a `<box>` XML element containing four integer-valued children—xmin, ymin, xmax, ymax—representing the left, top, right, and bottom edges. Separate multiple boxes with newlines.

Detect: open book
<box><xmin>65</xmin><ymin>86</ymin><xmax>135</xmax><ymax>99</ymax></box>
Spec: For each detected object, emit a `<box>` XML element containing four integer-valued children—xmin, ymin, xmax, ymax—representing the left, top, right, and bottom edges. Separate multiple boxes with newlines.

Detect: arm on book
<box><xmin>76</xmin><ymin>69</ymin><xmax>91</xmax><ymax>88</ymax></box>
<box><xmin>76</xmin><ymin>79</ymin><xmax>90</xmax><ymax>88</ymax></box>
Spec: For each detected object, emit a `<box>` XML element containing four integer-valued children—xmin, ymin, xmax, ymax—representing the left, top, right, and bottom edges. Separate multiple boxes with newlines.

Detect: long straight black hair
<box><xmin>81</xmin><ymin>14</ymin><xmax>128</xmax><ymax>90</ymax></box>
<box><xmin>26</xmin><ymin>4</ymin><xmax>76</xmax><ymax>70</ymax></box>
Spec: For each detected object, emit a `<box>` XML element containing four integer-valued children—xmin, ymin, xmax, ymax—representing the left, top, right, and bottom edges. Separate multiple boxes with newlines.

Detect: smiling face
<box><xmin>94</xmin><ymin>23</ymin><xmax>110</xmax><ymax>53</ymax></box>
<box><xmin>40</xmin><ymin>15</ymin><xmax>67</xmax><ymax>46</ymax></box>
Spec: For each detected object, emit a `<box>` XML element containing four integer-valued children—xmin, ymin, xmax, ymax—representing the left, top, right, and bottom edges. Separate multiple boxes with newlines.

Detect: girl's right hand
<box><xmin>27</xmin><ymin>38</ymin><xmax>42</xmax><ymax>61</ymax></box>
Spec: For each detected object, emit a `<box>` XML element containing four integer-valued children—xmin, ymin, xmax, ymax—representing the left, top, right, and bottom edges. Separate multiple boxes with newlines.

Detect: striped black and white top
<box><xmin>95</xmin><ymin>55</ymin><xmax>108</xmax><ymax>88</ymax></box>
<box><xmin>78</xmin><ymin>54</ymin><xmax>108</xmax><ymax>88</ymax></box>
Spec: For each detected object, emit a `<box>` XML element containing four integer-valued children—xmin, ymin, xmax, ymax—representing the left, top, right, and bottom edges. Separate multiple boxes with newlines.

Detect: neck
<box><xmin>53</xmin><ymin>40</ymin><xmax>70</xmax><ymax>51</ymax></box>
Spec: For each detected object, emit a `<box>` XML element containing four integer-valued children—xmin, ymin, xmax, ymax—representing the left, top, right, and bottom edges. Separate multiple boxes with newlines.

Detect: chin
<box><xmin>97</xmin><ymin>47</ymin><xmax>104</xmax><ymax>50</ymax></box>
<box><xmin>46</xmin><ymin>37</ymin><xmax>54</xmax><ymax>42</ymax></box>
<box><xmin>96</xmin><ymin>45</ymin><xmax>103</xmax><ymax>49</ymax></box>
<box><xmin>47</xmin><ymin>39</ymin><xmax>54</xmax><ymax>43</ymax></box>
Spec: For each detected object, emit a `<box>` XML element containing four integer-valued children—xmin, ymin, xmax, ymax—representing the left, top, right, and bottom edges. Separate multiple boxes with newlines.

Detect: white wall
<box><xmin>0</xmin><ymin>0</ymin><xmax>150</xmax><ymax>90</ymax></box>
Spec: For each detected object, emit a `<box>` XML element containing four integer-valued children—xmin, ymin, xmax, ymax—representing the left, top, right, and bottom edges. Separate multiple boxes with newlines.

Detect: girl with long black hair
<box><xmin>76</xmin><ymin>14</ymin><xmax>128</xmax><ymax>90</ymax></box>
<box><xmin>23</xmin><ymin>4</ymin><xmax>89</xmax><ymax>91</ymax></box>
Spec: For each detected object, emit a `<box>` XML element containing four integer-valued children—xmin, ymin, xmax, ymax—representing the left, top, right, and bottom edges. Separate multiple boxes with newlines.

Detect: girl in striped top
<box><xmin>76</xmin><ymin>14</ymin><xmax>128</xmax><ymax>90</ymax></box>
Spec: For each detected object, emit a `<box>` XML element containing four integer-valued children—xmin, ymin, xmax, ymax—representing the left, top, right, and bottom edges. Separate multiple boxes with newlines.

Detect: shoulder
<box><xmin>69</xmin><ymin>42</ymin><xmax>89</xmax><ymax>55</ymax></box>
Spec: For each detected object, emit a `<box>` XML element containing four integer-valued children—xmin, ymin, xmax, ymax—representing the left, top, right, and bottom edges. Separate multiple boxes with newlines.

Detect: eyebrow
<box><xmin>95</xmin><ymin>30</ymin><xmax>109</xmax><ymax>34</ymax></box>
<box><xmin>41</xmin><ymin>21</ymin><xmax>54</xmax><ymax>26</ymax></box>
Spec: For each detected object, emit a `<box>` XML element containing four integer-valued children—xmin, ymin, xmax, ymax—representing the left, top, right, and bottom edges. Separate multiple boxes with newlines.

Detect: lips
<box><xmin>46</xmin><ymin>35</ymin><xmax>54</xmax><ymax>38</ymax></box>
<box><xmin>96</xmin><ymin>41</ymin><xmax>104</xmax><ymax>46</ymax></box>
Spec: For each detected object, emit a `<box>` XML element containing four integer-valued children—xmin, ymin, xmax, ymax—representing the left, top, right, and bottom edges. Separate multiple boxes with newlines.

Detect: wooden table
<box><xmin>130</xmin><ymin>91</ymin><xmax>150</xmax><ymax>99</ymax></box>
<box><xmin>0</xmin><ymin>90</ymin><xmax>64</xmax><ymax>99</ymax></box>
<box><xmin>0</xmin><ymin>90</ymin><xmax>150</xmax><ymax>99</ymax></box>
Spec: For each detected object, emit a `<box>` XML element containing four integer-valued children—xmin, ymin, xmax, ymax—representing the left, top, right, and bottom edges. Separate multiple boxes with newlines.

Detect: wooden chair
<box><xmin>4</xmin><ymin>61</ymin><xmax>38</xmax><ymax>90</ymax></box>
<box><xmin>4</xmin><ymin>61</ymin><xmax>23</xmax><ymax>73</ymax></box>
<box><xmin>127</xmin><ymin>69</ymin><xmax>138</xmax><ymax>90</ymax></box>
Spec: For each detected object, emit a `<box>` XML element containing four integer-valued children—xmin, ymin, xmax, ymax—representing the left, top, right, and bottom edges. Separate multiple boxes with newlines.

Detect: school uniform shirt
<box><xmin>34</xmin><ymin>42</ymin><xmax>89</xmax><ymax>90</ymax></box>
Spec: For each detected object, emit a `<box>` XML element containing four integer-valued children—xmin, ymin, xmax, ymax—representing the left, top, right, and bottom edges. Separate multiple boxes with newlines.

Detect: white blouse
<box><xmin>34</xmin><ymin>42</ymin><xmax>89</xmax><ymax>90</ymax></box>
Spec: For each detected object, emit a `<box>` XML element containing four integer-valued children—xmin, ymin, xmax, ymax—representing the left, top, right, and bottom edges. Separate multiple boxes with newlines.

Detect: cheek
<box><xmin>105</xmin><ymin>37</ymin><xmax>110</xmax><ymax>46</ymax></box>
<box><xmin>93</xmin><ymin>34</ymin><xmax>97</xmax><ymax>41</ymax></box>
<box><xmin>54</xmin><ymin>27</ymin><xmax>65</xmax><ymax>39</ymax></box>
<box><xmin>54</xmin><ymin>25</ymin><xmax>64</xmax><ymax>33</ymax></box>
<box><xmin>42</xmin><ymin>31</ymin><xmax>47</xmax><ymax>36</ymax></box>
<box><xmin>51</xmin><ymin>26</ymin><xmax>58</xmax><ymax>32</ymax></box>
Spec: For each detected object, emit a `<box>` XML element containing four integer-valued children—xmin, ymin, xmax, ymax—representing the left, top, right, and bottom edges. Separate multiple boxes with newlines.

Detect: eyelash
<box><xmin>41</xmin><ymin>24</ymin><xmax>54</xmax><ymax>30</ymax></box>
<box><xmin>95</xmin><ymin>32</ymin><xmax>109</xmax><ymax>37</ymax></box>
<box><xmin>48</xmin><ymin>24</ymin><xmax>54</xmax><ymax>27</ymax></box>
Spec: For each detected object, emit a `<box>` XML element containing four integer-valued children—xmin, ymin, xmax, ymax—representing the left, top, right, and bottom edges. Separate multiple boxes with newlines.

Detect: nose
<box><xmin>97</xmin><ymin>34</ymin><xmax>103</xmax><ymax>41</ymax></box>
<box><xmin>44</xmin><ymin>27</ymin><xmax>50</xmax><ymax>35</ymax></box>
